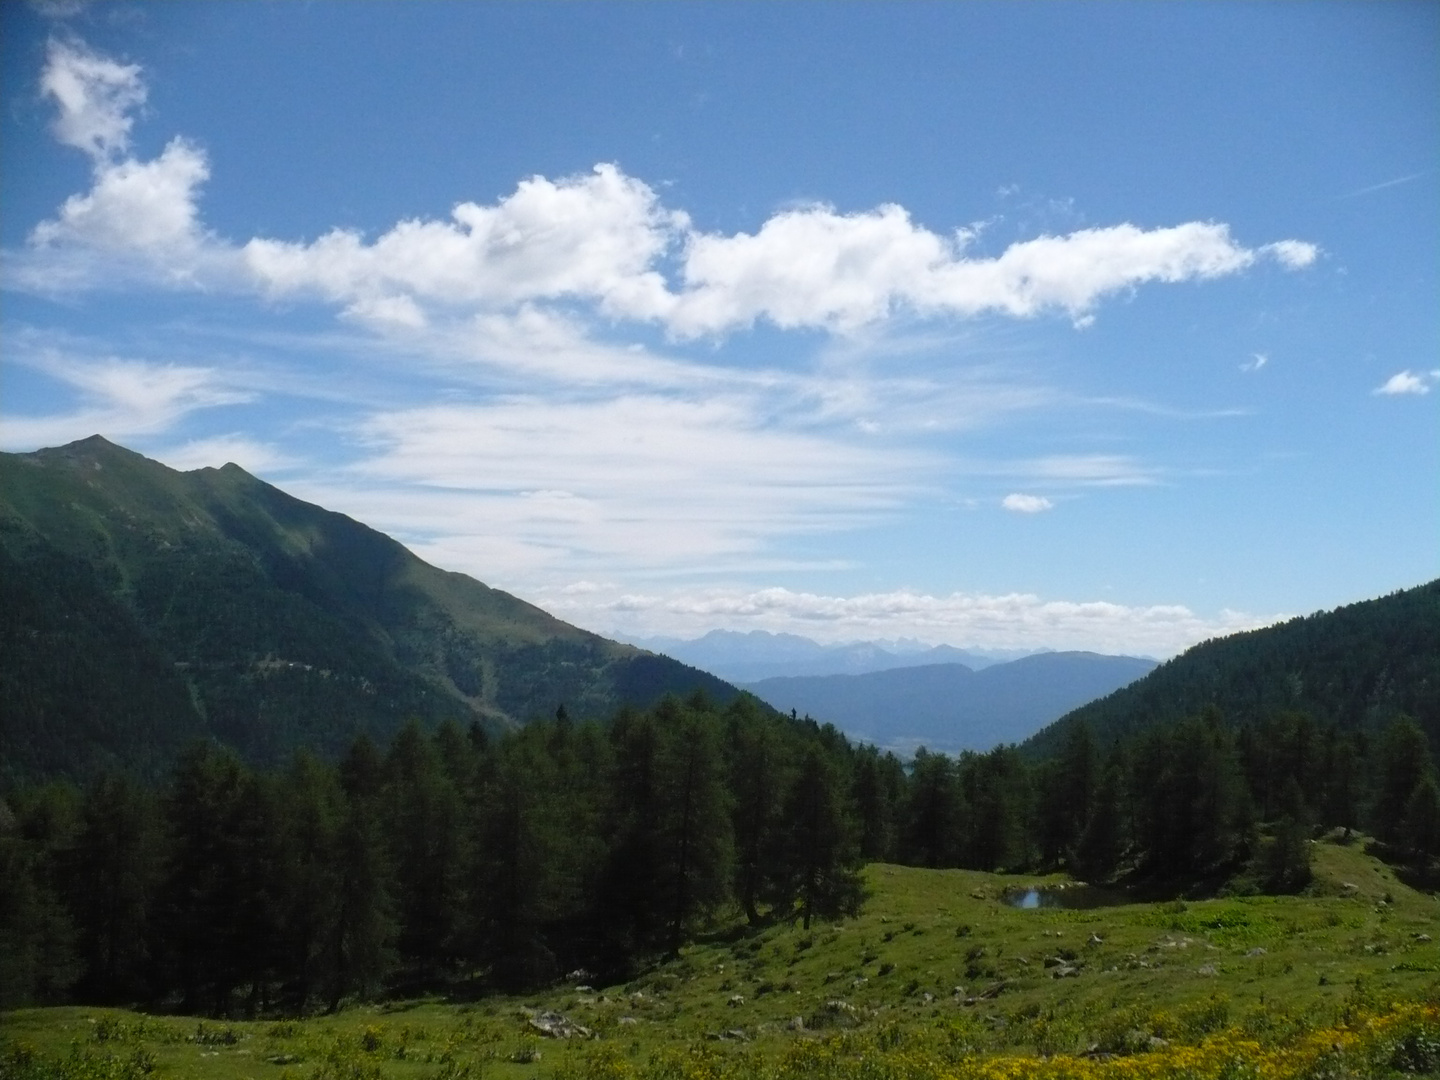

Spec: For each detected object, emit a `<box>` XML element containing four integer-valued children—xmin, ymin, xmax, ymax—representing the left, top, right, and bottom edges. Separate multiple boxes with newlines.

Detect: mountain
<box><xmin>0</xmin><ymin>437</ymin><xmax>738</xmax><ymax>781</ymax></box>
<box><xmin>1025</xmin><ymin>580</ymin><xmax>1440</xmax><ymax>758</ymax></box>
<box><xmin>742</xmin><ymin>651</ymin><xmax>1157</xmax><ymax>755</ymax></box>
<box><xmin>621</xmin><ymin>628</ymin><xmax>1040</xmax><ymax>683</ymax></box>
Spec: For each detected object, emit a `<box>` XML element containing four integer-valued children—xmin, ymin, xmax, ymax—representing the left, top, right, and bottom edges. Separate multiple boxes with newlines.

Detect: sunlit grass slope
<box><xmin>6</xmin><ymin>836</ymin><xmax>1439</xmax><ymax>1078</ymax></box>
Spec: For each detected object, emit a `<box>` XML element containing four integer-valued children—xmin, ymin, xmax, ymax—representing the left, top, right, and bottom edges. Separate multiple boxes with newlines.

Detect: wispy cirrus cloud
<box><xmin>0</xmin><ymin>351</ymin><xmax>251</xmax><ymax>450</ymax></box>
<box><xmin>281</xmin><ymin>393</ymin><xmax>935</xmax><ymax>577</ymax></box>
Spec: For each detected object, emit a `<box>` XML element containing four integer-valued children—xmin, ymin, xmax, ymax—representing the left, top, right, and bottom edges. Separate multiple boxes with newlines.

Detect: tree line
<box><xmin>3</xmin><ymin>692</ymin><xmax>1437</xmax><ymax>1014</ymax></box>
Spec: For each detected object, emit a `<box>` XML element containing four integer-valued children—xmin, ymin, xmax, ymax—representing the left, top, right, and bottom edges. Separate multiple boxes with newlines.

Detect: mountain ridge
<box><xmin>0</xmin><ymin>436</ymin><xmax>737</xmax><ymax>780</ymax></box>
<box><xmin>1023</xmin><ymin>579</ymin><xmax>1440</xmax><ymax>758</ymax></box>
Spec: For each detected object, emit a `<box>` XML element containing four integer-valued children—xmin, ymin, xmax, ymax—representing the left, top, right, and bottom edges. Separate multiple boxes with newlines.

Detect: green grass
<box><xmin>5</xmin><ymin>836</ymin><xmax>1439</xmax><ymax>1079</ymax></box>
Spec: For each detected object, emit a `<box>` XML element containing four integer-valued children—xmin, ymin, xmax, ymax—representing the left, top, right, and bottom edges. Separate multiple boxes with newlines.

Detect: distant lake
<box><xmin>1004</xmin><ymin>884</ymin><xmax>1127</xmax><ymax>910</ymax></box>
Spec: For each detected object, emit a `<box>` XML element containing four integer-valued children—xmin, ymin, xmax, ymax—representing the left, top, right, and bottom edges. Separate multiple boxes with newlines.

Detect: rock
<box><xmin>1197</xmin><ymin>964</ymin><xmax>1218</xmax><ymax>977</ymax></box>
<box><xmin>720</xmin><ymin>1029</ymin><xmax>748</xmax><ymax>1042</ymax></box>
<box><xmin>1246</xmin><ymin>947</ymin><xmax>1267</xmax><ymax>957</ymax></box>
<box><xmin>1414</xmin><ymin>933</ymin><xmax>1432</xmax><ymax>943</ymax></box>
<box><xmin>787</xmin><ymin>1016</ymin><xmax>805</xmax><ymax>1031</ymax></box>
<box><xmin>1051</xmin><ymin>965</ymin><xmax>1079</xmax><ymax>979</ymax></box>
<box><xmin>978</xmin><ymin>979</ymin><xmax>1010</xmax><ymax>999</ymax></box>
<box><xmin>528</xmin><ymin>1011</ymin><xmax>590</xmax><ymax>1039</ymax></box>
<box><xmin>618</xmin><ymin>1017</ymin><xmax>637</xmax><ymax>1026</ymax></box>
<box><xmin>727</xmin><ymin>994</ymin><xmax>745</xmax><ymax>1007</ymax></box>
<box><xmin>1088</xmin><ymin>933</ymin><xmax>1104</xmax><ymax>946</ymax></box>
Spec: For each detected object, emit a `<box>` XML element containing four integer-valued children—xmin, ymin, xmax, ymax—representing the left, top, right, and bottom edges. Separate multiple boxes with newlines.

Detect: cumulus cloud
<box><xmin>1262</xmin><ymin>240</ymin><xmax>1320</xmax><ymax>269</ymax></box>
<box><xmin>243</xmin><ymin>164</ymin><xmax>685</xmax><ymax>320</ymax></box>
<box><xmin>40</xmin><ymin>39</ymin><xmax>145</xmax><ymax>161</ymax></box>
<box><xmin>536</xmin><ymin>583</ymin><xmax>1283</xmax><ymax>658</ymax></box>
<box><xmin>1373</xmin><ymin>369</ymin><xmax>1440</xmax><ymax>396</ymax></box>
<box><xmin>30</xmin><ymin>138</ymin><xmax>210</xmax><ymax>257</ymax></box>
<box><xmin>13</xmin><ymin>38</ymin><xmax>1320</xmax><ymax>344</ymax></box>
<box><xmin>1002</xmin><ymin>493</ymin><xmax>1053</xmax><ymax>513</ymax></box>
<box><xmin>16</xmin><ymin>41</ymin><xmax>223</xmax><ymax>291</ymax></box>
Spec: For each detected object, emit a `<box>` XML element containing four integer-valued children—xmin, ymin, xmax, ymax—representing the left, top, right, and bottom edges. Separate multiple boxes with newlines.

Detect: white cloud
<box><xmin>537</xmin><ymin>583</ymin><xmax>1283</xmax><ymax>658</ymax></box>
<box><xmin>1241</xmin><ymin>352</ymin><xmax>1268</xmax><ymax>373</ymax></box>
<box><xmin>1374</xmin><ymin>369</ymin><xmax>1440</xmax><ymax>396</ymax></box>
<box><xmin>151</xmin><ymin>434</ymin><xmax>298</xmax><ymax>475</ymax></box>
<box><xmin>1002</xmin><ymin>493</ymin><xmax>1054</xmax><ymax>513</ymax></box>
<box><xmin>302</xmin><ymin>394</ymin><xmax>931</xmax><ymax>576</ymax></box>
<box><xmin>242</xmin><ymin>164</ymin><xmax>685</xmax><ymax>320</ymax></box>
<box><xmin>1262</xmin><ymin>240</ymin><xmax>1320</xmax><ymax>269</ymax></box>
<box><xmin>40</xmin><ymin>39</ymin><xmax>145</xmax><ymax>161</ymax></box>
<box><xmin>1022</xmin><ymin>454</ymin><xmax>1160</xmax><ymax>487</ymax></box>
<box><xmin>0</xmin><ymin>354</ymin><xmax>251</xmax><ymax>450</ymax></box>
<box><xmin>12</xmin><ymin>38</ymin><xmax>1320</xmax><ymax>347</ymax></box>
<box><xmin>30</xmin><ymin>138</ymin><xmax>210</xmax><ymax>258</ymax></box>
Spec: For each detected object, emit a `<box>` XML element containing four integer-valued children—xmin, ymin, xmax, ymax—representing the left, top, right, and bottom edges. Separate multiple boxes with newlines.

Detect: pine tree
<box><xmin>326</xmin><ymin>741</ymin><xmax>395</xmax><ymax>1010</ymax></box>
<box><xmin>726</xmin><ymin>698</ymin><xmax>789</xmax><ymax>924</ymax></box>
<box><xmin>274</xmin><ymin>751</ymin><xmax>344</xmax><ymax>1011</ymax></box>
<box><xmin>782</xmin><ymin>745</ymin><xmax>863</xmax><ymax>929</ymax></box>
<box><xmin>851</xmin><ymin>745</ymin><xmax>905</xmax><ymax>863</ymax></box>
<box><xmin>470</xmin><ymin>726</ymin><xmax>569</xmax><ymax>989</ymax></box>
<box><xmin>158</xmin><ymin>744</ymin><xmax>264</xmax><ymax>1014</ymax></box>
<box><xmin>382</xmin><ymin>721</ymin><xmax>463</xmax><ymax>979</ymax></box>
<box><xmin>1264</xmin><ymin>777</ymin><xmax>1314</xmax><ymax>893</ymax></box>
<box><xmin>1403</xmin><ymin>775</ymin><xmax>1440</xmax><ymax>863</ymax></box>
<box><xmin>70</xmin><ymin>774</ymin><xmax>160</xmax><ymax>1003</ymax></box>
<box><xmin>1071</xmin><ymin>760</ymin><xmax>1127</xmax><ymax>882</ymax></box>
<box><xmin>1375</xmin><ymin>716</ymin><xmax>1434</xmax><ymax>846</ymax></box>
<box><xmin>655</xmin><ymin>702</ymin><xmax>733</xmax><ymax>956</ymax></box>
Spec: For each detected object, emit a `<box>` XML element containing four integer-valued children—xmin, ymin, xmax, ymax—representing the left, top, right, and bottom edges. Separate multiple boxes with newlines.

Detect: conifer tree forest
<box><xmin>3</xmin><ymin>689</ymin><xmax>1439</xmax><ymax>1016</ymax></box>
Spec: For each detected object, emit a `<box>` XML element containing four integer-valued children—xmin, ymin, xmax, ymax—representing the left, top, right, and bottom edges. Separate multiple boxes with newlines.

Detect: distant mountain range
<box><xmin>620</xmin><ymin>628</ymin><xmax>1042</xmax><ymax>683</ymax></box>
<box><xmin>0</xmin><ymin>437</ymin><xmax>736</xmax><ymax>780</ymax></box>
<box><xmin>741</xmin><ymin>652</ymin><xmax>1157</xmax><ymax>755</ymax></box>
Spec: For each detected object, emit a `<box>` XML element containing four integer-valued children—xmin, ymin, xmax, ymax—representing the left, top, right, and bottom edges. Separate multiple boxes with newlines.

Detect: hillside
<box><xmin>745</xmin><ymin>651</ymin><xmax>1157</xmax><ymax>754</ymax></box>
<box><xmin>1026</xmin><ymin>580</ymin><xmax>1440</xmax><ymax>758</ymax></box>
<box><xmin>7</xmin><ymin>843</ymin><xmax>1439</xmax><ymax>1079</ymax></box>
<box><xmin>0</xmin><ymin>436</ymin><xmax>736</xmax><ymax>780</ymax></box>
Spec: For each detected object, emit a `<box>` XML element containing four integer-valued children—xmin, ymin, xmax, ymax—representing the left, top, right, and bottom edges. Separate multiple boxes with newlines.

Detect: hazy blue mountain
<box><xmin>743</xmin><ymin>651</ymin><xmax>1157</xmax><ymax>755</ymax></box>
<box><xmin>620</xmin><ymin>628</ymin><xmax>1042</xmax><ymax>683</ymax></box>
<box><xmin>0</xmin><ymin>436</ymin><xmax>738</xmax><ymax>780</ymax></box>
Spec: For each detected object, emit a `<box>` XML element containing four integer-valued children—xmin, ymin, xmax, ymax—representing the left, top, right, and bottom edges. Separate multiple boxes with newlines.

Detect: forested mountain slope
<box><xmin>1027</xmin><ymin>580</ymin><xmax>1440</xmax><ymax>757</ymax></box>
<box><xmin>0</xmin><ymin>436</ymin><xmax>735</xmax><ymax>780</ymax></box>
<box><xmin>746</xmin><ymin>652</ymin><xmax>1157</xmax><ymax>754</ymax></box>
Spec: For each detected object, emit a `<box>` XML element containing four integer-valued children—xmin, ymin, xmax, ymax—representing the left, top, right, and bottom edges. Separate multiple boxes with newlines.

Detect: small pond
<box><xmin>1004</xmin><ymin>883</ymin><xmax>1128</xmax><ymax>910</ymax></box>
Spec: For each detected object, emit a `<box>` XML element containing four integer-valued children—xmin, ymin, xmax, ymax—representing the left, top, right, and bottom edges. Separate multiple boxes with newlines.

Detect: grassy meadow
<box><xmin>6</xmin><ymin>835</ymin><xmax>1440</xmax><ymax>1079</ymax></box>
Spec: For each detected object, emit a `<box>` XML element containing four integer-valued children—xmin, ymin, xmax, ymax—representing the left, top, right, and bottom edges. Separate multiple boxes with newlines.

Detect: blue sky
<box><xmin>2</xmin><ymin>1</ymin><xmax>1436</xmax><ymax>657</ymax></box>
